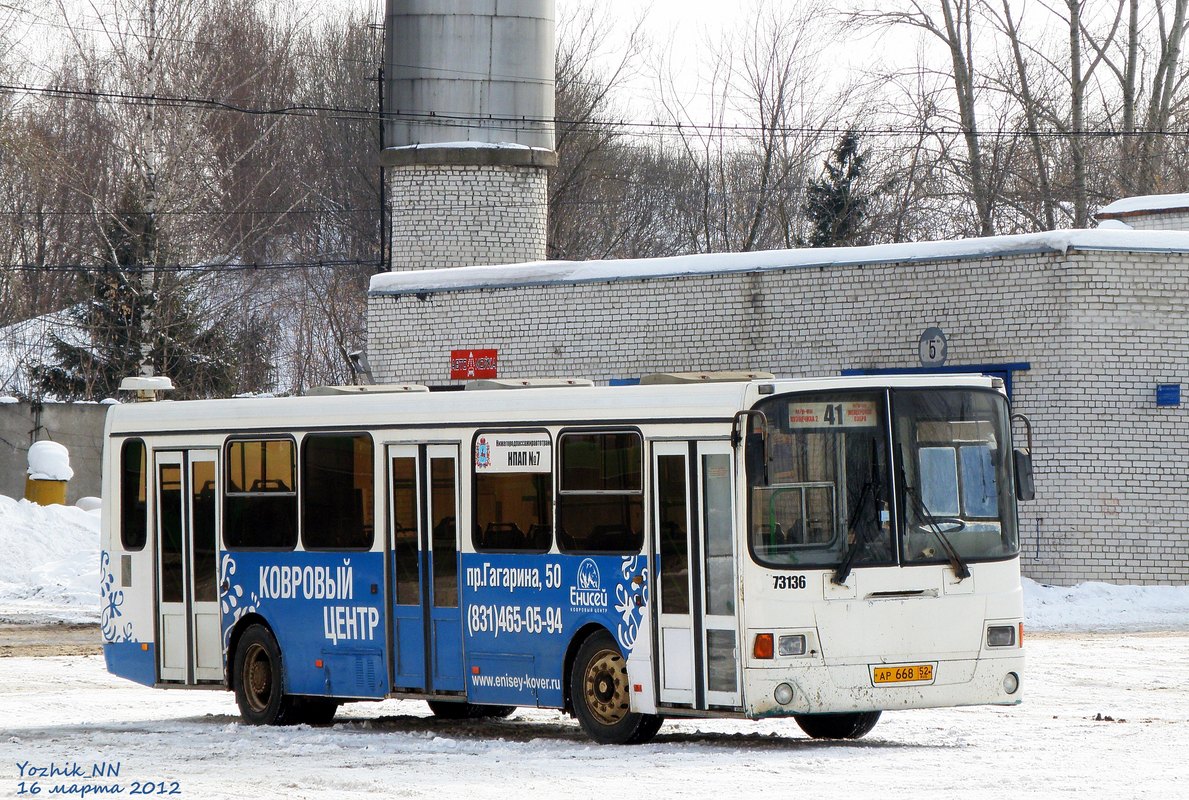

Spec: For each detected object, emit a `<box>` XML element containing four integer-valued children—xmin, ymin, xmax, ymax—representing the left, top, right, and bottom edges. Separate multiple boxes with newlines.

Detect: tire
<box><xmin>427</xmin><ymin>700</ymin><xmax>516</xmax><ymax>719</ymax></box>
<box><xmin>233</xmin><ymin>624</ymin><xmax>301</xmax><ymax>726</ymax></box>
<box><xmin>793</xmin><ymin>711</ymin><xmax>881</xmax><ymax>740</ymax></box>
<box><xmin>295</xmin><ymin>697</ymin><xmax>340</xmax><ymax>726</ymax></box>
<box><xmin>570</xmin><ymin>630</ymin><xmax>663</xmax><ymax>745</ymax></box>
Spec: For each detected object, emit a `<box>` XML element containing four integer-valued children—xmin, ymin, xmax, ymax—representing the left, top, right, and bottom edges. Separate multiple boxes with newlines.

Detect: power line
<box><xmin>0</xmin><ymin>207</ymin><xmax>381</xmax><ymax>217</ymax></box>
<box><xmin>0</xmin><ymin>81</ymin><xmax>375</xmax><ymax>120</ymax></box>
<box><xmin>7</xmin><ymin>80</ymin><xmax>1189</xmax><ymax>141</ymax></box>
<box><xmin>0</xmin><ymin>258</ymin><xmax>381</xmax><ymax>273</ymax></box>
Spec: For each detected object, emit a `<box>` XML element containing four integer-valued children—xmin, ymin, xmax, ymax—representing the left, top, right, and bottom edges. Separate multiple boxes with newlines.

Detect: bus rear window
<box><xmin>557</xmin><ymin>431</ymin><xmax>643</xmax><ymax>553</ymax></box>
<box><xmin>225</xmin><ymin>438</ymin><xmax>297</xmax><ymax>550</ymax></box>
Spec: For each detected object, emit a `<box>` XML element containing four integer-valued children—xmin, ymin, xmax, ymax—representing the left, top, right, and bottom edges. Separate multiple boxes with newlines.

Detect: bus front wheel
<box><xmin>233</xmin><ymin>624</ymin><xmax>300</xmax><ymax>726</ymax></box>
<box><xmin>793</xmin><ymin>711</ymin><xmax>881</xmax><ymax>740</ymax></box>
<box><xmin>570</xmin><ymin>630</ymin><xmax>662</xmax><ymax>745</ymax></box>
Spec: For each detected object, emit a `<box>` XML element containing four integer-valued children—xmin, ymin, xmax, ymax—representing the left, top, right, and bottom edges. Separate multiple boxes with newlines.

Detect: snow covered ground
<box><xmin>2</xmin><ymin>634</ymin><xmax>1187</xmax><ymax>799</ymax></box>
<box><xmin>2</xmin><ymin>494</ymin><xmax>1188</xmax><ymax>798</ymax></box>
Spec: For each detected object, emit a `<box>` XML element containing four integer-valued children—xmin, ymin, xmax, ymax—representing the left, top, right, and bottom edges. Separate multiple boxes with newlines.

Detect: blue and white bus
<box><xmin>100</xmin><ymin>373</ymin><xmax>1031</xmax><ymax>744</ymax></box>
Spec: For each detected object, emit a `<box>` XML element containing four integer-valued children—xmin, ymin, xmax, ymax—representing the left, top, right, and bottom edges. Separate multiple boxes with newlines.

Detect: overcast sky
<box><xmin>554</xmin><ymin>0</ymin><xmax>891</xmax><ymax>125</ymax></box>
<box><xmin>16</xmin><ymin>0</ymin><xmax>901</xmax><ymax>127</ymax></box>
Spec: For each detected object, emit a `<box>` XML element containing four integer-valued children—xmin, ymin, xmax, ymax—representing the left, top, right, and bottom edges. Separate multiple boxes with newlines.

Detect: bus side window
<box><xmin>120</xmin><ymin>438</ymin><xmax>148</xmax><ymax>551</ymax></box>
<box><xmin>557</xmin><ymin>431</ymin><xmax>644</xmax><ymax>554</ymax></box>
<box><xmin>474</xmin><ymin>472</ymin><xmax>553</xmax><ymax>552</ymax></box>
<box><xmin>301</xmin><ymin>433</ymin><xmax>374</xmax><ymax>551</ymax></box>
<box><xmin>224</xmin><ymin>438</ymin><xmax>297</xmax><ymax>550</ymax></box>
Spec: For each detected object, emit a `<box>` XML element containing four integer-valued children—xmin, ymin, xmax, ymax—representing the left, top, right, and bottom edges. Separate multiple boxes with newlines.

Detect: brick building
<box><xmin>367</xmin><ymin>204</ymin><xmax>1189</xmax><ymax>586</ymax></box>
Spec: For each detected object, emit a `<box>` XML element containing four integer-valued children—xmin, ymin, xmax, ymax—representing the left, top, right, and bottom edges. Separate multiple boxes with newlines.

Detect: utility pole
<box><xmin>375</xmin><ymin>10</ymin><xmax>389</xmax><ymax>274</ymax></box>
<box><xmin>140</xmin><ymin>0</ymin><xmax>158</xmax><ymax>378</ymax></box>
<box><xmin>378</xmin><ymin>61</ymin><xmax>387</xmax><ymax>274</ymax></box>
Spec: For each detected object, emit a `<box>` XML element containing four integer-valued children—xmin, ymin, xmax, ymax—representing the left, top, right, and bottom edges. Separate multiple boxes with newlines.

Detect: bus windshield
<box><xmin>894</xmin><ymin>388</ymin><xmax>1019</xmax><ymax>565</ymax></box>
<box><xmin>749</xmin><ymin>391</ymin><xmax>894</xmax><ymax>569</ymax></box>
<box><xmin>749</xmin><ymin>387</ymin><xmax>1019</xmax><ymax>570</ymax></box>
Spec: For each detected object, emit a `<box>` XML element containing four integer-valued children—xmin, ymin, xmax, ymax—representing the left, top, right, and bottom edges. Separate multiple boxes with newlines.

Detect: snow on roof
<box><xmin>370</xmin><ymin>228</ymin><xmax>1189</xmax><ymax>295</ymax></box>
<box><xmin>1095</xmin><ymin>218</ymin><xmax>1133</xmax><ymax>230</ymax></box>
<box><xmin>385</xmin><ymin>141</ymin><xmax>550</xmax><ymax>152</ymax></box>
<box><xmin>1096</xmin><ymin>193</ymin><xmax>1189</xmax><ymax>217</ymax></box>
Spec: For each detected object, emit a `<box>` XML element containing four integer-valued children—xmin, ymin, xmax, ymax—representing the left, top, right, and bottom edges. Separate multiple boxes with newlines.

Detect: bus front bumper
<box><xmin>744</xmin><ymin>654</ymin><xmax>1025</xmax><ymax>718</ymax></box>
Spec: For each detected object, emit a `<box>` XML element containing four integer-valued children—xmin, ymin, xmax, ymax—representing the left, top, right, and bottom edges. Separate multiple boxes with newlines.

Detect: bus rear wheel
<box><xmin>570</xmin><ymin>630</ymin><xmax>662</xmax><ymax>745</ymax></box>
<box><xmin>427</xmin><ymin>700</ymin><xmax>515</xmax><ymax>719</ymax></box>
<box><xmin>295</xmin><ymin>697</ymin><xmax>340</xmax><ymax>726</ymax></box>
<box><xmin>793</xmin><ymin>711</ymin><xmax>881</xmax><ymax>740</ymax></box>
<box><xmin>233</xmin><ymin>624</ymin><xmax>300</xmax><ymax>726</ymax></box>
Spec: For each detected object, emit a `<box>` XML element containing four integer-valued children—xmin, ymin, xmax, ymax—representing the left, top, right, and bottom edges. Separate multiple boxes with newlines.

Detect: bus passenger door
<box><xmin>387</xmin><ymin>444</ymin><xmax>464</xmax><ymax>693</ymax></box>
<box><xmin>652</xmin><ymin>441</ymin><xmax>742</xmax><ymax>709</ymax></box>
<box><xmin>388</xmin><ymin>446</ymin><xmax>424</xmax><ymax>690</ymax></box>
<box><xmin>154</xmin><ymin>449</ymin><xmax>221</xmax><ymax>684</ymax></box>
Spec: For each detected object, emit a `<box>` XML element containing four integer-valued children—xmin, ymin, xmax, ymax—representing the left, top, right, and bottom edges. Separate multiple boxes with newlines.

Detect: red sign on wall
<box><xmin>450</xmin><ymin>349</ymin><xmax>498</xmax><ymax>380</ymax></box>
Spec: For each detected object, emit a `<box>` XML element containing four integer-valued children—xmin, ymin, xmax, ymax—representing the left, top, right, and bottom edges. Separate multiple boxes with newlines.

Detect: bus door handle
<box><xmin>221</xmin><ymin>579</ymin><xmax>230</xmax><ymax>593</ymax></box>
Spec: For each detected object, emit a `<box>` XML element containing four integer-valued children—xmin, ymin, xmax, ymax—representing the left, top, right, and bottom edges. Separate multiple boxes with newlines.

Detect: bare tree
<box><xmin>659</xmin><ymin>1</ymin><xmax>843</xmax><ymax>252</ymax></box>
<box><xmin>2</xmin><ymin>0</ymin><xmax>383</xmax><ymax>396</ymax></box>
<box><xmin>1085</xmin><ymin>0</ymin><xmax>1189</xmax><ymax>196</ymax></box>
<box><xmin>851</xmin><ymin>1</ymin><xmax>996</xmax><ymax>236</ymax></box>
<box><xmin>984</xmin><ymin>0</ymin><xmax>1058</xmax><ymax>229</ymax></box>
<box><xmin>548</xmin><ymin>2</ymin><xmax>648</xmax><ymax>260</ymax></box>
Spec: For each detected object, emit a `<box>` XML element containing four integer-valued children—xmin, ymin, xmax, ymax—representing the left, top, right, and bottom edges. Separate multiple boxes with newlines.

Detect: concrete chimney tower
<box><xmin>382</xmin><ymin>0</ymin><xmax>556</xmax><ymax>271</ymax></box>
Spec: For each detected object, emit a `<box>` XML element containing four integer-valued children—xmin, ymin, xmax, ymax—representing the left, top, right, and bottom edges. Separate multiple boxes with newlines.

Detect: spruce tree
<box><xmin>804</xmin><ymin>129</ymin><xmax>869</xmax><ymax>248</ymax></box>
<box><xmin>34</xmin><ymin>186</ymin><xmax>238</xmax><ymax>400</ymax></box>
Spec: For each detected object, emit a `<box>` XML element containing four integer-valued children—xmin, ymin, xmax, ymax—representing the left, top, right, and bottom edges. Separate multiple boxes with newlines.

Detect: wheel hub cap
<box><xmin>584</xmin><ymin>649</ymin><xmax>629</xmax><ymax>726</ymax></box>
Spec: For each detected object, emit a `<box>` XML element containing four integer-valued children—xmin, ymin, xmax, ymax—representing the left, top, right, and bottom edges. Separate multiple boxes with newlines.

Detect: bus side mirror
<box><xmin>733</xmin><ymin>409</ymin><xmax>770</xmax><ymax>487</ymax></box>
<box><xmin>1010</xmin><ymin>412</ymin><xmax>1035</xmax><ymax>501</ymax></box>
<box><xmin>745</xmin><ymin>432</ymin><xmax>769</xmax><ymax>487</ymax></box>
<box><xmin>1013</xmin><ymin>449</ymin><xmax>1035</xmax><ymax>501</ymax></box>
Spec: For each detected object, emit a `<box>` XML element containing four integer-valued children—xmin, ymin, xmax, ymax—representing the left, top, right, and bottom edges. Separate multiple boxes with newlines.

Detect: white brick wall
<box><xmin>1119</xmin><ymin>211</ymin><xmax>1189</xmax><ymax>231</ymax></box>
<box><xmin>1098</xmin><ymin>208</ymin><xmax>1189</xmax><ymax>230</ymax></box>
<box><xmin>367</xmin><ymin>248</ymin><xmax>1189</xmax><ymax>586</ymax></box>
<box><xmin>388</xmin><ymin>165</ymin><xmax>548</xmax><ymax>270</ymax></box>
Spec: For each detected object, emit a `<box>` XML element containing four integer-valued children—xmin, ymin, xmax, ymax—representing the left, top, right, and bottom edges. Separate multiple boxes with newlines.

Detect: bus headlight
<box><xmin>774</xmin><ymin>682</ymin><xmax>795</xmax><ymax>705</ymax></box>
<box><xmin>1003</xmin><ymin>672</ymin><xmax>1020</xmax><ymax>695</ymax></box>
<box><xmin>987</xmin><ymin>625</ymin><xmax>1016</xmax><ymax>648</ymax></box>
<box><xmin>778</xmin><ymin>634</ymin><xmax>806</xmax><ymax>656</ymax></box>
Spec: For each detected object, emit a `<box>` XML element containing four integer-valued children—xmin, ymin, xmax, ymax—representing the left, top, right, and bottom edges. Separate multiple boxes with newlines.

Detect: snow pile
<box><xmin>0</xmin><ymin>494</ymin><xmax>100</xmax><ymax>623</ymax></box>
<box><xmin>26</xmin><ymin>440</ymin><xmax>74</xmax><ymax>481</ymax></box>
<box><xmin>1024</xmin><ymin>577</ymin><xmax>1189</xmax><ymax>633</ymax></box>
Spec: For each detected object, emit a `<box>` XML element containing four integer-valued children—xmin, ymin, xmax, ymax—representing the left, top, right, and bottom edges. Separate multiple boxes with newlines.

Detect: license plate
<box><xmin>872</xmin><ymin>663</ymin><xmax>936</xmax><ymax>685</ymax></box>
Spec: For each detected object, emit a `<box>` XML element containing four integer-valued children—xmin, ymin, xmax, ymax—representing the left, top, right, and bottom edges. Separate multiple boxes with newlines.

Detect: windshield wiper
<box><xmin>832</xmin><ymin>480</ymin><xmax>872</xmax><ymax>586</ymax></box>
<box><xmin>833</xmin><ymin>439</ymin><xmax>883</xmax><ymax>586</ymax></box>
<box><xmin>904</xmin><ymin>484</ymin><xmax>970</xmax><ymax>581</ymax></box>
